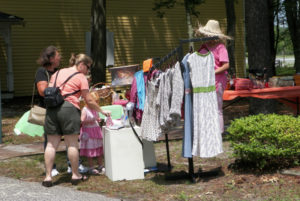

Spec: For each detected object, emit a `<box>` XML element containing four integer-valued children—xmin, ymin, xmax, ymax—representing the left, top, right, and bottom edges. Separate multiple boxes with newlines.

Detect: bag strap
<box><xmin>53</xmin><ymin>70</ymin><xmax>60</xmax><ymax>87</ymax></box>
<box><xmin>58</xmin><ymin>72</ymin><xmax>81</xmax><ymax>88</ymax></box>
<box><xmin>30</xmin><ymin>82</ymin><xmax>35</xmax><ymax>108</ymax></box>
<box><xmin>31</xmin><ymin>69</ymin><xmax>50</xmax><ymax>108</ymax></box>
<box><xmin>63</xmin><ymin>89</ymin><xmax>81</xmax><ymax>98</ymax></box>
<box><xmin>54</xmin><ymin>71</ymin><xmax>81</xmax><ymax>98</ymax></box>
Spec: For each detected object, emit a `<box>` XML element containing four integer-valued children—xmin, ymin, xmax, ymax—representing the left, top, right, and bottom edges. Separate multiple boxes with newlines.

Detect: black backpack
<box><xmin>44</xmin><ymin>70</ymin><xmax>80</xmax><ymax>108</ymax></box>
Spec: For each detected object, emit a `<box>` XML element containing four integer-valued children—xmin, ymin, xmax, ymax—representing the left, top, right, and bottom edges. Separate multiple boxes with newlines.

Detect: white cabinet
<box><xmin>103</xmin><ymin>126</ymin><xmax>156</xmax><ymax>181</ymax></box>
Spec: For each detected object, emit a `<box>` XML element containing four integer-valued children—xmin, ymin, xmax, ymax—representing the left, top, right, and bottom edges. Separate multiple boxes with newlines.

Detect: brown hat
<box><xmin>196</xmin><ymin>19</ymin><xmax>232</xmax><ymax>40</ymax></box>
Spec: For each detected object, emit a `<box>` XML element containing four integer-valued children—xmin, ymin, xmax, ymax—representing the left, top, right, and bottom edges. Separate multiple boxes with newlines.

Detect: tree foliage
<box><xmin>225</xmin><ymin>0</ymin><xmax>237</xmax><ymax>76</ymax></box>
<box><xmin>270</xmin><ymin>1</ymin><xmax>293</xmax><ymax>58</ymax></box>
<box><xmin>153</xmin><ymin>0</ymin><xmax>205</xmax><ymax>18</ymax></box>
<box><xmin>277</xmin><ymin>27</ymin><xmax>293</xmax><ymax>55</ymax></box>
<box><xmin>283</xmin><ymin>0</ymin><xmax>300</xmax><ymax>72</ymax></box>
<box><xmin>152</xmin><ymin>0</ymin><xmax>205</xmax><ymax>49</ymax></box>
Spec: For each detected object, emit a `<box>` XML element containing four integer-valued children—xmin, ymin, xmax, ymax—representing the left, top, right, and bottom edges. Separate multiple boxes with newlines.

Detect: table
<box><xmin>223</xmin><ymin>86</ymin><xmax>300</xmax><ymax>115</ymax></box>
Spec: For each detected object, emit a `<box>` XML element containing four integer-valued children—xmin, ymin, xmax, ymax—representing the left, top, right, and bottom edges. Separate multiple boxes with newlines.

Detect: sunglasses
<box><xmin>83</xmin><ymin>63</ymin><xmax>91</xmax><ymax>70</ymax></box>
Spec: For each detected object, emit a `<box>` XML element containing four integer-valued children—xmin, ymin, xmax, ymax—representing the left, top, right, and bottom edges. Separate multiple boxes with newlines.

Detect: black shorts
<box><xmin>44</xmin><ymin>101</ymin><xmax>81</xmax><ymax>135</ymax></box>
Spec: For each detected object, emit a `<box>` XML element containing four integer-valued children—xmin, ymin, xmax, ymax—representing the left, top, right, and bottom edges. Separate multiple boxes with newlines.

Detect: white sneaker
<box><xmin>78</xmin><ymin>164</ymin><xmax>89</xmax><ymax>174</ymax></box>
<box><xmin>67</xmin><ymin>166</ymin><xmax>72</xmax><ymax>174</ymax></box>
<box><xmin>51</xmin><ymin>168</ymin><xmax>59</xmax><ymax>177</ymax></box>
<box><xmin>67</xmin><ymin>164</ymin><xmax>89</xmax><ymax>174</ymax></box>
<box><xmin>101</xmin><ymin>167</ymin><xmax>105</xmax><ymax>174</ymax></box>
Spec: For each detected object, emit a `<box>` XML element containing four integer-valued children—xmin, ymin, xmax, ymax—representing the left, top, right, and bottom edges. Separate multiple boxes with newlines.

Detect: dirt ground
<box><xmin>1</xmin><ymin>96</ymin><xmax>300</xmax><ymax>200</ymax></box>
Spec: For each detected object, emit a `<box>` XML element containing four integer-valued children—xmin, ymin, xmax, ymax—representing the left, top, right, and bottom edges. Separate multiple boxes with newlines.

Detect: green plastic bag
<box><xmin>99</xmin><ymin>105</ymin><xmax>124</xmax><ymax>120</ymax></box>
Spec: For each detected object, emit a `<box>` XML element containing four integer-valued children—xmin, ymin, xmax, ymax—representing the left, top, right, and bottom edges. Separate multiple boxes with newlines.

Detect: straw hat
<box><xmin>197</xmin><ymin>19</ymin><xmax>232</xmax><ymax>40</ymax></box>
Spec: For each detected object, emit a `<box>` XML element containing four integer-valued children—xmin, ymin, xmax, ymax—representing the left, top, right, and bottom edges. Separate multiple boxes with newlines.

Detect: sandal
<box><xmin>70</xmin><ymin>175</ymin><xmax>88</xmax><ymax>185</ymax></box>
<box><xmin>42</xmin><ymin>180</ymin><xmax>53</xmax><ymax>187</ymax></box>
<box><xmin>88</xmin><ymin>168</ymin><xmax>101</xmax><ymax>175</ymax></box>
<box><xmin>96</xmin><ymin>165</ymin><xmax>104</xmax><ymax>172</ymax></box>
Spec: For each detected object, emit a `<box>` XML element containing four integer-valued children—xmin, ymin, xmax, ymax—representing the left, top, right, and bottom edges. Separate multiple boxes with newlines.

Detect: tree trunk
<box><xmin>184</xmin><ymin>0</ymin><xmax>194</xmax><ymax>49</ymax></box>
<box><xmin>245</xmin><ymin>0</ymin><xmax>276</xmax><ymax>114</ymax></box>
<box><xmin>284</xmin><ymin>0</ymin><xmax>300</xmax><ymax>73</ymax></box>
<box><xmin>225</xmin><ymin>0</ymin><xmax>236</xmax><ymax>76</ymax></box>
<box><xmin>91</xmin><ymin>0</ymin><xmax>106</xmax><ymax>84</ymax></box>
<box><xmin>268</xmin><ymin>0</ymin><xmax>277</xmax><ymax>76</ymax></box>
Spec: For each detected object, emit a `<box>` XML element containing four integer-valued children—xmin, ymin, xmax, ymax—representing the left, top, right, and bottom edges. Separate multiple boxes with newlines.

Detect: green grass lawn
<box><xmin>276</xmin><ymin>66</ymin><xmax>296</xmax><ymax>76</ymax></box>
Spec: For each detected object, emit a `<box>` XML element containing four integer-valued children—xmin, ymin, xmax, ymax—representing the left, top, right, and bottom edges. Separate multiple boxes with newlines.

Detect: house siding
<box><xmin>107</xmin><ymin>0</ymin><xmax>245</xmax><ymax>79</ymax></box>
<box><xmin>0</xmin><ymin>0</ymin><xmax>91</xmax><ymax>96</ymax></box>
<box><xmin>1</xmin><ymin>0</ymin><xmax>245</xmax><ymax>96</ymax></box>
<box><xmin>194</xmin><ymin>0</ymin><xmax>245</xmax><ymax>77</ymax></box>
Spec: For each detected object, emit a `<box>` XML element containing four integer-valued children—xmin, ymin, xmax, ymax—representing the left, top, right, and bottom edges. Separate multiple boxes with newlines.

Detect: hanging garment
<box><xmin>187</xmin><ymin>51</ymin><xmax>223</xmax><ymax>158</ymax></box>
<box><xmin>199</xmin><ymin>43</ymin><xmax>229</xmax><ymax>91</ymax></box>
<box><xmin>143</xmin><ymin>58</ymin><xmax>153</xmax><ymax>72</ymax></box>
<box><xmin>165</xmin><ymin>68</ymin><xmax>175</xmax><ymax>126</ymax></box>
<box><xmin>181</xmin><ymin>53</ymin><xmax>193</xmax><ymax>158</ymax></box>
<box><xmin>141</xmin><ymin>77</ymin><xmax>162</xmax><ymax>141</ymax></box>
<box><xmin>199</xmin><ymin>43</ymin><xmax>229</xmax><ymax>133</ymax></box>
<box><xmin>169</xmin><ymin>62</ymin><xmax>184</xmax><ymax>126</ymax></box>
<box><xmin>157</xmin><ymin>72</ymin><xmax>166</xmax><ymax>129</ymax></box>
<box><xmin>158</xmin><ymin>69</ymin><xmax>172</xmax><ymax>132</ymax></box>
<box><xmin>129</xmin><ymin>71</ymin><xmax>147</xmax><ymax>120</ymax></box>
<box><xmin>135</xmin><ymin>70</ymin><xmax>146</xmax><ymax>110</ymax></box>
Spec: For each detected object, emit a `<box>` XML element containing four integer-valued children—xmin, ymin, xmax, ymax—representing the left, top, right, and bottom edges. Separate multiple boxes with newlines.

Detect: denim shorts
<box><xmin>44</xmin><ymin>101</ymin><xmax>81</xmax><ymax>135</ymax></box>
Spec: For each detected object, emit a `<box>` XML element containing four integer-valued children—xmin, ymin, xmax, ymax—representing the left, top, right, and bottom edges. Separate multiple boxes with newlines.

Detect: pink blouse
<box><xmin>199</xmin><ymin>43</ymin><xmax>229</xmax><ymax>90</ymax></box>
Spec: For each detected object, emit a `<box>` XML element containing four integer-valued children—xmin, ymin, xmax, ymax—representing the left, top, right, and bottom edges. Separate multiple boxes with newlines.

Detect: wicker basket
<box><xmin>90</xmin><ymin>82</ymin><xmax>113</xmax><ymax>106</ymax></box>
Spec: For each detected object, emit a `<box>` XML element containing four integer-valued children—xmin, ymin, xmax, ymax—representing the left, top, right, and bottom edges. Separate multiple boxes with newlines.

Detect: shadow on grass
<box><xmin>197</xmin><ymin>166</ymin><xmax>225</xmax><ymax>182</ymax></box>
<box><xmin>52</xmin><ymin>173</ymin><xmax>73</xmax><ymax>186</ymax></box>
<box><xmin>227</xmin><ymin>159</ymin><xmax>289</xmax><ymax>176</ymax></box>
<box><xmin>151</xmin><ymin>163</ymin><xmax>225</xmax><ymax>185</ymax></box>
<box><xmin>52</xmin><ymin>173</ymin><xmax>92</xmax><ymax>186</ymax></box>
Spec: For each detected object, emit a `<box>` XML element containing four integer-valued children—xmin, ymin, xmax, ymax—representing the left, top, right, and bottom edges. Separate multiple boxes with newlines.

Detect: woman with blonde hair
<box><xmin>42</xmin><ymin>53</ymin><xmax>110</xmax><ymax>187</ymax></box>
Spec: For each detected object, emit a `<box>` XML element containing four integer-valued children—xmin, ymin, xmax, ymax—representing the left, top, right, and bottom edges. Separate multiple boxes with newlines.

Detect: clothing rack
<box><xmin>152</xmin><ymin>36</ymin><xmax>219</xmax><ymax>182</ymax></box>
<box><xmin>152</xmin><ymin>47</ymin><xmax>181</xmax><ymax>69</ymax></box>
<box><xmin>152</xmin><ymin>36</ymin><xmax>219</xmax><ymax>69</ymax></box>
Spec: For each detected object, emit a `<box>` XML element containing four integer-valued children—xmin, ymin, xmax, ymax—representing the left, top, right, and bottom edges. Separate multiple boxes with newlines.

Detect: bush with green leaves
<box><xmin>226</xmin><ymin>114</ymin><xmax>300</xmax><ymax>170</ymax></box>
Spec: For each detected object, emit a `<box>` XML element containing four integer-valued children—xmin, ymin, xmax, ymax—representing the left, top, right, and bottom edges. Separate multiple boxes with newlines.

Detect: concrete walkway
<box><xmin>0</xmin><ymin>141</ymin><xmax>66</xmax><ymax>160</ymax></box>
<box><xmin>0</xmin><ymin>176</ymin><xmax>121</xmax><ymax>201</ymax></box>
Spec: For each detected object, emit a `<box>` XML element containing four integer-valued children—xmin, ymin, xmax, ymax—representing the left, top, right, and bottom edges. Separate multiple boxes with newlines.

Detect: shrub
<box><xmin>226</xmin><ymin>114</ymin><xmax>300</xmax><ymax>170</ymax></box>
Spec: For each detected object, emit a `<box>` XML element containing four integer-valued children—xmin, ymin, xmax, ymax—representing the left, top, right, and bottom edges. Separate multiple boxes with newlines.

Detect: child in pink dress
<box><xmin>80</xmin><ymin>105</ymin><xmax>107</xmax><ymax>174</ymax></box>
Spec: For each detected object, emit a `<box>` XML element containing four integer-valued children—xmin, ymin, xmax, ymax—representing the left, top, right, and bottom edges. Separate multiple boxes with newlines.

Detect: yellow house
<box><xmin>0</xmin><ymin>0</ymin><xmax>245</xmax><ymax>97</ymax></box>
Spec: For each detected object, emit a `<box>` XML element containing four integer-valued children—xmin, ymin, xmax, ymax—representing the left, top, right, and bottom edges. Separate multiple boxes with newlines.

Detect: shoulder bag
<box><xmin>27</xmin><ymin>70</ymin><xmax>49</xmax><ymax>126</ymax></box>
